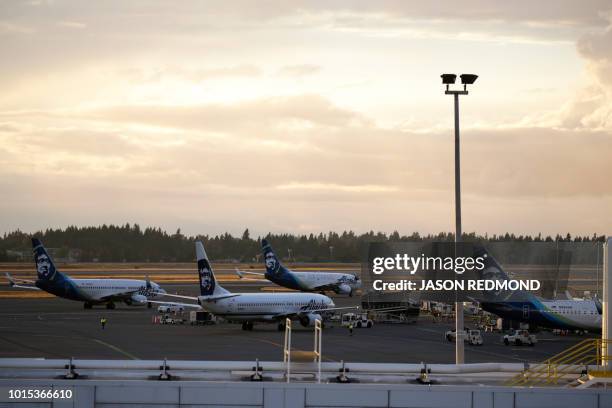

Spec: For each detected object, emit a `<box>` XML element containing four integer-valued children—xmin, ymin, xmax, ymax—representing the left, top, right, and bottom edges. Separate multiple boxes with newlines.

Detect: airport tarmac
<box><xmin>0</xmin><ymin>281</ymin><xmax>596</xmax><ymax>365</ymax></box>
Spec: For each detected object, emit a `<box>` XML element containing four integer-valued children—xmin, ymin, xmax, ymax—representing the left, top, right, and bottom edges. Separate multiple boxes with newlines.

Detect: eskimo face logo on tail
<box><xmin>36</xmin><ymin>254</ymin><xmax>53</xmax><ymax>279</ymax></box>
<box><xmin>265</xmin><ymin>251</ymin><xmax>278</xmax><ymax>274</ymax></box>
<box><xmin>481</xmin><ymin>263</ymin><xmax>513</xmax><ymax>301</ymax></box>
<box><xmin>199</xmin><ymin>263</ymin><xmax>214</xmax><ymax>293</ymax></box>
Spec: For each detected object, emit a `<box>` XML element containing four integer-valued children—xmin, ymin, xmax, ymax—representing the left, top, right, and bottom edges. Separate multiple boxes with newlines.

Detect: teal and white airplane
<box><xmin>476</xmin><ymin>246</ymin><xmax>601</xmax><ymax>332</ymax></box>
<box><xmin>235</xmin><ymin>239</ymin><xmax>362</xmax><ymax>296</ymax></box>
<box><xmin>5</xmin><ymin>238</ymin><xmax>166</xmax><ymax>309</ymax></box>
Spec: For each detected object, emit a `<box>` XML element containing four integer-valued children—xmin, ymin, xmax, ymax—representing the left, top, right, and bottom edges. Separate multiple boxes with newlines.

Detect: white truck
<box><xmin>341</xmin><ymin>312</ymin><xmax>374</xmax><ymax>328</ymax></box>
<box><xmin>503</xmin><ymin>329</ymin><xmax>537</xmax><ymax>346</ymax></box>
<box><xmin>157</xmin><ymin>304</ymin><xmax>184</xmax><ymax>314</ymax></box>
<box><xmin>445</xmin><ymin>329</ymin><xmax>483</xmax><ymax>346</ymax></box>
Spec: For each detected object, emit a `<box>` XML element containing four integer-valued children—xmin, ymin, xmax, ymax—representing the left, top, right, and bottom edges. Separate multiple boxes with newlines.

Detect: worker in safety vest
<box><xmin>100</xmin><ymin>317</ymin><xmax>107</xmax><ymax>330</ymax></box>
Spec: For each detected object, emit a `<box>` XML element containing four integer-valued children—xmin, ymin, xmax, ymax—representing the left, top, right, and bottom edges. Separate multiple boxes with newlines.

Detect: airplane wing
<box><xmin>153</xmin><ymin>292</ymin><xmax>198</xmax><ymax>301</ymax></box>
<box><xmin>5</xmin><ymin>273</ymin><xmax>40</xmax><ymax>290</ymax></box>
<box><xmin>154</xmin><ymin>292</ymin><xmax>241</xmax><ymax>302</ymax></box>
<box><xmin>146</xmin><ymin>300</ymin><xmax>202</xmax><ymax>310</ymax></box>
<box><xmin>234</xmin><ymin>268</ymin><xmax>267</xmax><ymax>281</ymax></box>
<box><xmin>274</xmin><ymin>305</ymin><xmax>359</xmax><ymax>320</ymax></box>
<box><xmin>200</xmin><ymin>294</ymin><xmax>241</xmax><ymax>302</ymax></box>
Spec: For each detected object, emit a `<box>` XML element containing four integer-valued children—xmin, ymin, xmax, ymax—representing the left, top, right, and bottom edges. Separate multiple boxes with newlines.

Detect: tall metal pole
<box><xmin>454</xmin><ymin>93</ymin><xmax>464</xmax><ymax>364</ymax></box>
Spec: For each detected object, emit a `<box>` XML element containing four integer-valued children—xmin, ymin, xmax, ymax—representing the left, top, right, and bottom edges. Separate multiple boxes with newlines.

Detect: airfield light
<box><xmin>441</xmin><ymin>73</ymin><xmax>478</xmax><ymax>365</ymax></box>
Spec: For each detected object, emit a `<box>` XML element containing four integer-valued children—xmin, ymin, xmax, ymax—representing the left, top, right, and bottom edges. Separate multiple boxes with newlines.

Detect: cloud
<box><xmin>85</xmin><ymin>94</ymin><xmax>366</xmax><ymax>131</ymax></box>
<box><xmin>559</xmin><ymin>19</ymin><xmax>612</xmax><ymax>130</ymax></box>
<box><xmin>0</xmin><ymin>1</ymin><xmax>611</xmax><ymax>236</ymax></box>
<box><xmin>57</xmin><ymin>21</ymin><xmax>86</xmax><ymax>29</ymax></box>
<box><xmin>278</xmin><ymin>64</ymin><xmax>321</xmax><ymax>77</ymax></box>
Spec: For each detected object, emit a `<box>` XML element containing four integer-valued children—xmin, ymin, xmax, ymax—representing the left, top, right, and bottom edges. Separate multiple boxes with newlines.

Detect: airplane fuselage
<box><xmin>198</xmin><ymin>292</ymin><xmax>334</xmax><ymax>322</ymax></box>
<box><xmin>265</xmin><ymin>271</ymin><xmax>360</xmax><ymax>294</ymax></box>
<box><xmin>37</xmin><ymin>277</ymin><xmax>163</xmax><ymax>304</ymax></box>
<box><xmin>481</xmin><ymin>298</ymin><xmax>601</xmax><ymax>332</ymax></box>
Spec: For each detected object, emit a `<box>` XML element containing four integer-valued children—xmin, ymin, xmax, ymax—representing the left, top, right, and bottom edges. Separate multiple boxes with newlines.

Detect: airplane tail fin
<box><xmin>32</xmin><ymin>238</ymin><xmax>60</xmax><ymax>281</ymax></box>
<box><xmin>195</xmin><ymin>241</ymin><xmax>229</xmax><ymax>297</ymax></box>
<box><xmin>261</xmin><ymin>239</ymin><xmax>291</xmax><ymax>277</ymax></box>
<box><xmin>474</xmin><ymin>245</ymin><xmax>535</xmax><ymax>302</ymax></box>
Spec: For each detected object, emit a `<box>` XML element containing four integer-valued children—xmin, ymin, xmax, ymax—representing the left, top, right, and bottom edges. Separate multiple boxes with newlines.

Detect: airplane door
<box><xmin>523</xmin><ymin>304</ymin><xmax>530</xmax><ymax>319</ymax></box>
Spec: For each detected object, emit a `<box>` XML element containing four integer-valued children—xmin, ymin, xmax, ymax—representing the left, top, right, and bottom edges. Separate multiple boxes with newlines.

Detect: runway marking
<box><xmin>92</xmin><ymin>339</ymin><xmax>139</xmax><ymax>360</ymax></box>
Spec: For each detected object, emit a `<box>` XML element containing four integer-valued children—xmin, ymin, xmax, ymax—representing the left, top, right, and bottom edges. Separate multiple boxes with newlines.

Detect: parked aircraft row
<box><xmin>148</xmin><ymin>241</ymin><xmax>352</xmax><ymax>330</ymax></box>
<box><xmin>4</xmin><ymin>238</ymin><xmax>603</xmax><ymax>332</ymax></box>
<box><xmin>4</xmin><ymin>238</ymin><xmax>358</xmax><ymax>329</ymax></box>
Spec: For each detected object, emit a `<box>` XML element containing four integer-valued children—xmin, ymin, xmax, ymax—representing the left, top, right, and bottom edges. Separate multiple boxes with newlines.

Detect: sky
<box><xmin>0</xmin><ymin>0</ymin><xmax>611</xmax><ymax>237</ymax></box>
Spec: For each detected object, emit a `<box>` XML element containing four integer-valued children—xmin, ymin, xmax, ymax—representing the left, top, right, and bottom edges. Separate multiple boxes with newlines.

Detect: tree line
<box><xmin>0</xmin><ymin>224</ymin><xmax>605</xmax><ymax>263</ymax></box>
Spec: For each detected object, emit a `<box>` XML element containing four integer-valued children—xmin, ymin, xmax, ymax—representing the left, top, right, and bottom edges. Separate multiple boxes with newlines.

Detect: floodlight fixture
<box><xmin>460</xmin><ymin>74</ymin><xmax>478</xmax><ymax>85</ymax></box>
<box><xmin>441</xmin><ymin>74</ymin><xmax>457</xmax><ymax>85</ymax></box>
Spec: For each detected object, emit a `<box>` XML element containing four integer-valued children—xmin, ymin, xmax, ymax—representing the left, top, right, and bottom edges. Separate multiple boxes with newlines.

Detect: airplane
<box><xmin>234</xmin><ymin>239</ymin><xmax>362</xmax><ymax>296</ymax></box>
<box><xmin>474</xmin><ymin>246</ymin><xmax>601</xmax><ymax>332</ymax></box>
<box><xmin>5</xmin><ymin>238</ymin><xmax>166</xmax><ymax>309</ymax></box>
<box><xmin>153</xmin><ymin>240</ymin><xmax>355</xmax><ymax>331</ymax></box>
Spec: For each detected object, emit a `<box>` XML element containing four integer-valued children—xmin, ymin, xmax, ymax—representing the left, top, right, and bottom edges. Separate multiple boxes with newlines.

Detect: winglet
<box><xmin>5</xmin><ymin>272</ymin><xmax>15</xmax><ymax>286</ymax></box>
<box><xmin>235</xmin><ymin>268</ymin><xmax>244</xmax><ymax>279</ymax></box>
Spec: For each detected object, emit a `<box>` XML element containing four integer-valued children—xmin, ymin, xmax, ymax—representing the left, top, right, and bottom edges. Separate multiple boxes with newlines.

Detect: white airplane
<box><xmin>235</xmin><ymin>239</ymin><xmax>362</xmax><ymax>296</ymax></box>
<box><xmin>5</xmin><ymin>238</ymin><xmax>166</xmax><ymax>309</ymax></box>
<box><xmin>153</xmin><ymin>241</ymin><xmax>355</xmax><ymax>331</ymax></box>
<box><xmin>475</xmin><ymin>246</ymin><xmax>602</xmax><ymax>332</ymax></box>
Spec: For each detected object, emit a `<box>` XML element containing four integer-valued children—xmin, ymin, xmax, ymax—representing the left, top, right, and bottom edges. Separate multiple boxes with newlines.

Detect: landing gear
<box><xmin>241</xmin><ymin>322</ymin><xmax>254</xmax><ymax>331</ymax></box>
<box><xmin>147</xmin><ymin>302</ymin><xmax>152</xmax><ymax>309</ymax></box>
<box><xmin>277</xmin><ymin>323</ymin><xmax>285</xmax><ymax>331</ymax></box>
<box><xmin>106</xmin><ymin>302</ymin><xmax>116</xmax><ymax>310</ymax></box>
<box><xmin>83</xmin><ymin>302</ymin><xmax>93</xmax><ymax>309</ymax></box>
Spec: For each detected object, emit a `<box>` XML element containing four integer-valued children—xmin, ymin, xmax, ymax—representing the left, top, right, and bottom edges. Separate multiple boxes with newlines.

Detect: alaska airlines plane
<box><xmin>475</xmin><ymin>246</ymin><xmax>601</xmax><ymax>332</ymax></box>
<box><xmin>155</xmin><ymin>241</ymin><xmax>354</xmax><ymax>331</ymax></box>
<box><xmin>235</xmin><ymin>239</ymin><xmax>361</xmax><ymax>296</ymax></box>
<box><xmin>5</xmin><ymin>238</ymin><xmax>166</xmax><ymax>309</ymax></box>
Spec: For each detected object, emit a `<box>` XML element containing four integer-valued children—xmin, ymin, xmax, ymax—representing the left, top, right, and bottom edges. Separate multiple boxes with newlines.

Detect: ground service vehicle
<box><xmin>341</xmin><ymin>312</ymin><xmax>373</xmax><ymax>328</ymax></box>
<box><xmin>189</xmin><ymin>311</ymin><xmax>216</xmax><ymax>325</ymax></box>
<box><xmin>445</xmin><ymin>329</ymin><xmax>483</xmax><ymax>345</ymax></box>
<box><xmin>158</xmin><ymin>304</ymin><xmax>184</xmax><ymax>313</ymax></box>
<box><xmin>503</xmin><ymin>329</ymin><xmax>537</xmax><ymax>346</ymax></box>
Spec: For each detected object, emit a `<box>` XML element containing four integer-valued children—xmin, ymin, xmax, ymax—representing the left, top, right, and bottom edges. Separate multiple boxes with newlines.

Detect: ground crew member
<box><xmin>100</xmin><ymin>317</ymin><xmax>107</xmax><ymax>330</ymax></box>
<box><xmin>348</xmin><ymin>323</ymin><xmax>353</xmax><ymax>336</ymax></box>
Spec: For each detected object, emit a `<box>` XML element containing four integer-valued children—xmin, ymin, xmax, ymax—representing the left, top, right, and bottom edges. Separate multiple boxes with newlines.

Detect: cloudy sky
<box><xmin>0</xmin><ymin>1</ymin><xmax>611</xmax><ymax>237</ymax></box>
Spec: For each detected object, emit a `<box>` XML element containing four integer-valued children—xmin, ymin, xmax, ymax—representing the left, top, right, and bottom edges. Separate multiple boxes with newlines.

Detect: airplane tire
<box><xmin>247</xmin><ymin>322</ymin><xmax>254</xmax><ymax>331</ymax></box>
<box><xmin>147</xmin><ymin>302</ymin><xmax>152</xmax><ymax>309</ymax></box>
<box><xmin>503</xmin><ymin>338</ymin><xmax>509</xmax><ymax>345</ymax></box>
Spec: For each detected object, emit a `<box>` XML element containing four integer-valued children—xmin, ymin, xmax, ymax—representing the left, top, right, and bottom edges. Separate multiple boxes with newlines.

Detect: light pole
<box><xmin>441</xmin><ymin>73</ymin><xmax>478</xmax><ymax>365</ymax></box>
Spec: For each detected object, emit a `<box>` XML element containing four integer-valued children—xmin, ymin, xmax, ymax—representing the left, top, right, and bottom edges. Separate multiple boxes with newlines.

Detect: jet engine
<box><xmin>299</xmin><ymin>313</ymin><xmax>322</xmax><ymax>327</ymax></box>
<box><xmin>336</xmin><ymin>283</ymin><xmax>352</xmax><ymax>295</ymax></box>
<box><xmin>126</xmin><ymin>293</ymin><xmax>148</xmax><ymax>306</ymax></box>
